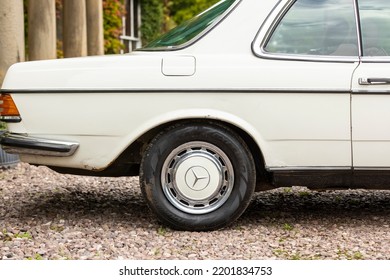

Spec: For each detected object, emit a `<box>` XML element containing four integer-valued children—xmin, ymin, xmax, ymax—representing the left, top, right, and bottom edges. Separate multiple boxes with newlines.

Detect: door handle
<box><xmin>359</xmin><ymin>78</ymin><xmax>390</xmax><ymax>85</ymax></box>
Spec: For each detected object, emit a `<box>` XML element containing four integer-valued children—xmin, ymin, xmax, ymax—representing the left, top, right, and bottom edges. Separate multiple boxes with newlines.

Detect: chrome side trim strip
<box><xmin>267</xmin><ymin>166</ymin><xmax>352</xmax><ymax>172</ymax></box>
<box><xmin>0</xmin><ymin>133</ymin><xmax>79</xmax><ymax>157</ymax></box>
<box><xmin>353</xmin><ymin>0</ymin><xmax>363</xmax><ymax>57</ymax></box>
<box><xmin>361</xmin><ymin>57</ymin><xmax>390</xmax><ymax>63</ymax></box>
<box><xmin>269</xmin><ymin>166</ymin><xmax>390</xmax><ymax>172</ymax></box>
<box><xmin>354</xmin><ymin>167</ymin><xmax>390</xmax><ymax>171</ymax></box>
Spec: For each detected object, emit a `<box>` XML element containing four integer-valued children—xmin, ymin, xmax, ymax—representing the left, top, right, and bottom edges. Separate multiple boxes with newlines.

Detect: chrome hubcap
<box><xmin>161</xmin><ymin>141</ymin><xmax>234</xmax><ymax>214</ymax></box>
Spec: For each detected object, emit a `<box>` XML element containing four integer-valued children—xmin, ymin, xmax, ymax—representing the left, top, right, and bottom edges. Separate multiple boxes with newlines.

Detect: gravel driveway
<box><xmin>1</xmin><ymin>163</ymin><xmax>389</xmax><ymax>260</ymax></box>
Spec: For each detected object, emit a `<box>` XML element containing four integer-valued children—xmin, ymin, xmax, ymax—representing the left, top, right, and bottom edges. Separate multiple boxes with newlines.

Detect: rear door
<box><xmin>352</xmin><ymin>0</ymin><xmax>390</xmax><ymax>168</ymax></box>
<box><xmin>252</xmin><ymin>0</ymin><xmax>359</xmax><ymax>169</ymax></box>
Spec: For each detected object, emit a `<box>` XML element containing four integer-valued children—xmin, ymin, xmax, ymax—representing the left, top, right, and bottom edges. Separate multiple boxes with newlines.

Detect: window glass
<box><xmin>264</xmin><ymin>0</ymin><xmax>358</xmax><ymax>56</ymax></box>
<box><xmin>143</xmin><ymin>0</ymin><xmax>237</xmax><ymax>49</ymax></box>
<box><xmin>359</xmin><ymin>0</ymin><xmax>390</xmax><ymax>56</ymax></box>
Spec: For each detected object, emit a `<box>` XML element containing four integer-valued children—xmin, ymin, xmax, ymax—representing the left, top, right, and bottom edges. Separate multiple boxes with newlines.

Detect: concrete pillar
<box><xmin>0</xmin><ymin>0</ymin><xmax>25</xmax><ymax>86</ymax></box>
<box><xmin>86</xmin><ymin>0</ymin><xmax>104</xmax><ymax>55</ymax></box>
<box><xmin>28</xmin><ymin>0</ymin><xmax>57</xmax><ymax>61</ymax></box>
<box><xmin>63</xmin><ymin>0</ymin><xmax>88</xmax><ymax>58</ymax></box>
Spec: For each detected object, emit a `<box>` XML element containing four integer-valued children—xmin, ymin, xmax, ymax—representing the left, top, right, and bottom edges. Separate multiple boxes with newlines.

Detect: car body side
<box><xmin>2</xmin><ymin>0</ymin><xmax>389</xmax><ymax>189</ymax></box>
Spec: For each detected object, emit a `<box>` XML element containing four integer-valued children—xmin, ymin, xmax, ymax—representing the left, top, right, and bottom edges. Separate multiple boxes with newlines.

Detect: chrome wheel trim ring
<box><xmin>161</xmin><ymin>141</ymin><xmax>234</xmax><ymax>214</ymax></box>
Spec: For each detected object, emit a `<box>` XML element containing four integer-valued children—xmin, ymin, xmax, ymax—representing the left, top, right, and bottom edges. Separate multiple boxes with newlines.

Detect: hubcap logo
<box><xmin>185</xmin><ymin>166</ymin><xmax>210</xmax><ymax>191</ymax></box>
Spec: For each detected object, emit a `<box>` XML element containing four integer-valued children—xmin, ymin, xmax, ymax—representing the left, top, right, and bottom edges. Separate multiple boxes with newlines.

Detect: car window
<box><xmin>358</xmin><ymin>0</ymin><xmax>390</xmax><ymax>56</ymax></box>
<box><xmin>142</xmin><ymin>0</ymin><xmax>238</xmax><ymax>50</ymax></box>
<box><xmin>264</xmin><ymin>0</ymin><xmax>358</xmax><ymax>57</ymax></box>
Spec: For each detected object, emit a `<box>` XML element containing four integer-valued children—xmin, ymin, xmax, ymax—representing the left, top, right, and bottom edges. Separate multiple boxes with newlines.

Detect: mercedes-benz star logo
<box><xmin>185</xmin><ymin>166</ymin><xmax>210</xmax><ymax>191</ymax></box>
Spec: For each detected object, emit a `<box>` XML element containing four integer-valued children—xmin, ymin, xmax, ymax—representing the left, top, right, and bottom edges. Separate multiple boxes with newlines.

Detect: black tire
<box><xmin>140</xmin><ymin>122</ymin><xmax>256</xmax><ymax>231</ymax></box>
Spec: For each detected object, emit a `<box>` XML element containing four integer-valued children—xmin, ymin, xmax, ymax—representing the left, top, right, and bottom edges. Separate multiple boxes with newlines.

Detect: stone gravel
<box><xmin>0</xmin><ymin>163</ymin><xmax>389</xmax><ymax>260</ymax></box>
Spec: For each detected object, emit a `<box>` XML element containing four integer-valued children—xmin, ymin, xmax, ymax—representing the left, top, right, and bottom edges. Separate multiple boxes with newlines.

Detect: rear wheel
<box><xmin>140</xmin><ymin>123</ymin><xmax>256</xmax><ymax>231</ymax></box>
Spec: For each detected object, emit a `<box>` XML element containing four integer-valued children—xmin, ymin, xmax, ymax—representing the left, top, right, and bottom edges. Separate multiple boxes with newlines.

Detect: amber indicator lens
<box><xmin>0</xmin><ymin>94</ymin><xmax>20</xmax><ymax>116</ymax></box>
<box><xmin>0</xmin><ymin>94</ymin><xmax>21</xmax><ymax>122</ymax></box>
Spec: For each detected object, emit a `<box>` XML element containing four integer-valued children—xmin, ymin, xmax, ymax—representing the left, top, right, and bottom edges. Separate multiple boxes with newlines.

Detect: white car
<box><xmin>1</xmin><ymin>0</ymin><xmax>390</xmax><ymax>231</ymax></box>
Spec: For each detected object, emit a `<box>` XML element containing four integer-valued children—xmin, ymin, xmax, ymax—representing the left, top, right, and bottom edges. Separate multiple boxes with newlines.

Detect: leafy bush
<box><xmin>140</xmin><ymin>0</ymin><xmax>164</xmax><ymax>45</ymax></box>
<box><xmin>103</xmin><ymin>0</ymin><xmax>126</xmax><ymax>54</ymax></box>
<box><xmin>170</xmin><ymin>0</ymin><xmax>220</xmax><ymax>25</ymax></box>
<box><xmin>140</xmin><ymin>0</ymin><xmax>220</xmax><ymax>45</ymax></box>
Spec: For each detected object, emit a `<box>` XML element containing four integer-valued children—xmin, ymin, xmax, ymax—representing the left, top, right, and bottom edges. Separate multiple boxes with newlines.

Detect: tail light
<box><xmin>0</xmin><ymin>94</ymin><xmax>22</xmax><ymax>122</ymax></box>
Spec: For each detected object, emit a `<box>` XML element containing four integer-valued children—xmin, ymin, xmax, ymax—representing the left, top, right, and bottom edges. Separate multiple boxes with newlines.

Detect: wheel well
<box><xmin>113</xmin><ymin>119</ymin><xmax>272</xmax><ymax>188</ymax></box>
<box><xmin>222</xmin><ymin>121</ymin><xmax>273</xmax><ymax>190</ymax></box>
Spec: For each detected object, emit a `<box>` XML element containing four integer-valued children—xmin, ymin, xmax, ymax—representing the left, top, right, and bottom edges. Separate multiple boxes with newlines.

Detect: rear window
<box><xmin>264</xmin><ymin>0</ymin><xmax>358</xmax><ymax>57</ymax></box>
<box><xmin>359</xmin><ymin>0</ymin><xmax>390</xmax><ymax>56</ymax></box>
<box><xmin>142</xmin><ymin>0</ymin><xmax>238</xmax><ymax>50</ymax></box>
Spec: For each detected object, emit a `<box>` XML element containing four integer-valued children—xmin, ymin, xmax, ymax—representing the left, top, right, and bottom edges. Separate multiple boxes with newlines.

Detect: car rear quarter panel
<box><xmin>9</xmin><ymin>89</ymin><xmax>349</xmax><ymax>171</ymax></box>
<box><xmin>3</xmin><ymin>0</ymin><xmax>352</xmax><ymax>171</ymax></box>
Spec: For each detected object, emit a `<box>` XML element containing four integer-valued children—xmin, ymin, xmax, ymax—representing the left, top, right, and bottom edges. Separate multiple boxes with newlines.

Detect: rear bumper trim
<box><xmin>0</xmin><ymin>133</ymin><xmax>79</xmax><ymax>157</ymax></box>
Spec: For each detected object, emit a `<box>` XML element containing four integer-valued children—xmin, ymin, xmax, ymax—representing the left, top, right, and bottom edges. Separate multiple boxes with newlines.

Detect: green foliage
<box><xmin>283</xmin><ymin>187</ymin><xmax>292</xmax><ymax>193</ymax></box>
<box><xmin>337</xmin><ymin>248</ymin><xmax>365</xmax><ymax>260</ymax></box>
<box><xmin>170</xmin><ymin>0</ymin><xmax>220</xmax><ymax>25</ymax></box>
<box><xmin>140</xmin><ymin>0</ymin><xmax>164</xmax><ymax>45</ymax></box>
<box><xmin>26</xmin><ymin>254</ymin><xmax>44</xmax><ymax>260</ymax></box>
<box><xmin>103</xmin><ymin>0</ymin><xmax>126</xmax><ymax>54</ymax></box>
<box><xmin>282</xmin><ymin>223</ymin><xmax>294</xmax><ymax>231</ymax></box>
<box><xmin>1</xmin><ymin>229</ymin><xmax>33</xmax><ymax>241</ymax></box>
<box><xmin>157</xmin><ymin>226</ymin><xmax>168</xmax><ymax>236</ymax></box>
<box><xmin>50</xmin><ymin>224</ymin><xmax>65</xmax><ymax>232</ymax></box>
<box><xmin>140</xmin><ymin>0</ymin><xmax>220</xmax><ymax>45</ymax></box>
<box><xmin>298</xmin><ymin>190</ymin><xmax>311</xmax><ymax>197</ymax></box>
<box><xmin>14</xmin><ymin>231</ymin><xmax>33</xmax><ymax>239</ymax></box>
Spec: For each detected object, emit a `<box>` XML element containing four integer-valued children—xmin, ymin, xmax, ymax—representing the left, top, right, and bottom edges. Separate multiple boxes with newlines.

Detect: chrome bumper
<box><xmin>0</xmin><ymin>133</ymin><xmax>79</xmax><ymax>157</ymax></box>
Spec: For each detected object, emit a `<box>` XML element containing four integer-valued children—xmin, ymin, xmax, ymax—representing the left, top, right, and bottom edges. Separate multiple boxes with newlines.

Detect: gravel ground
<box><xmin>0</xmin><ymin>163</ymin><xmax>389</xmax><ymax>260</ymax></box>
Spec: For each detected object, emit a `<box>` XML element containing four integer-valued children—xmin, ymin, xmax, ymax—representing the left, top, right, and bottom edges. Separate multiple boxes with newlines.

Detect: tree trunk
<box><xmin>63</xmin><ymin>0</ymin><xmax>88</xmax><ymax>58</ymax></box>
<box><xmin>28</xmin><ymin>0</ymin><xmax>57</xmax><ymax>61</ymax></box>
<box><xmin>86</xmin><ymin>0</ymin><xmax>104</xmax><ymax>56</ymax></box>
<box><xmin>0</xmin><ymin>0</ymin><xmax>24</xmax><ymax>86</ymax></box>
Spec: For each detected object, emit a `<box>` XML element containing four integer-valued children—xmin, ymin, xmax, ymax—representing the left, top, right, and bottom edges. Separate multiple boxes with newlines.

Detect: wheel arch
<box><xmin>117</xmin><ymin>110</ymin><xmax>272</xmax><ymax>189</ymax></box>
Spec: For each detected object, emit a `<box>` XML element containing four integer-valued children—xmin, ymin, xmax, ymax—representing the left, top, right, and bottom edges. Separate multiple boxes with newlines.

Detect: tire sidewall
<box><xmin>140</xmin><ymin>123</ymin><xmax>255</xmax><ymax>231</ymax></box>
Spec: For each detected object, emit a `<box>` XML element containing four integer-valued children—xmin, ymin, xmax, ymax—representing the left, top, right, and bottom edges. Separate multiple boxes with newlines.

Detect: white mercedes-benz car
<box><xmin>1</xmin><ymin>0</ymin><xmax>390</xmax><ymax>231</ymax></box>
